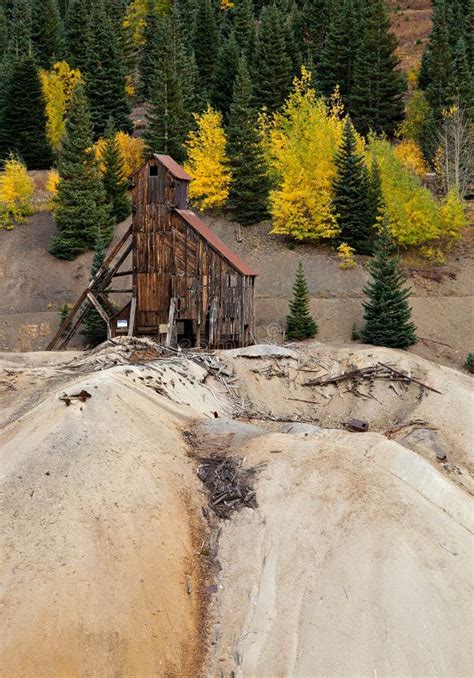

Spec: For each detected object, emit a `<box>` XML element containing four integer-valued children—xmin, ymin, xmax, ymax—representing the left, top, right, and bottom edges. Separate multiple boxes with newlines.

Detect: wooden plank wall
<box><xmin>131</xmin><ymin>159</ymin><xmax>255</xmax><ymax>347</ymax></box>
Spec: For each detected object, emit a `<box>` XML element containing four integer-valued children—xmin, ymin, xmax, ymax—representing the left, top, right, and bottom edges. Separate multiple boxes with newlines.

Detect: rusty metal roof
<box><xmin>154</xmin><ymin>154</ymin><xmax>192</xmax><ymax>182</ymax></box>
<box><xmin>176</xmin><ymin>210</ymin><xmax>258</xmax><ymax>277</ymax></box>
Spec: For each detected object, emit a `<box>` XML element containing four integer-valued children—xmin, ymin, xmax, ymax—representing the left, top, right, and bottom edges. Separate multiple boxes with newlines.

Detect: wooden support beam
<box><xmin>165</xmin><ymin>297</ymin><xmax>176</xmax><ymax>348</ymax></box>
<box><xmin>56</xmin><ymin>300</ymin><xmax>92</xmax><ymax>350</ymax></box>
<box><xmin>128</xmin><ymin>297</ymin><xmax>137</xmax><ymax>337</ymax></box>
<box><xmin>46</xmin><ymin>289</ymin><xmax>88</xmax><ymax>350</ymax></box>
<box><xmin>104</xmin><ymin>289</ymin><xmax>133</xmax><ymax>294</ymax></box>
<box><xmin>86</xmin><ymin>292</ymin><xmax>112</xmax><ymax>339</ymax></box>
<box><xmin>111</xmin><ymin>270</ymin><xmax>133</xmax><ymax>278</ymax></box>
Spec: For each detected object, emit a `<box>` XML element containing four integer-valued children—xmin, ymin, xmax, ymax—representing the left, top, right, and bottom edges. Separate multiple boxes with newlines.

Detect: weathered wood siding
<box><xmin>131</xmin><ymin>158</ymin><xmax>255</xmax><ymax>347</ymax></box>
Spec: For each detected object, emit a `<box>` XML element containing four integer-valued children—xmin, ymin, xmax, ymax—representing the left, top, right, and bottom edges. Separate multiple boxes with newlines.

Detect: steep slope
<box><xmin>1</xmin><ymin>340</ymin><xmax>472</xmax><ymax>676</ymax></box>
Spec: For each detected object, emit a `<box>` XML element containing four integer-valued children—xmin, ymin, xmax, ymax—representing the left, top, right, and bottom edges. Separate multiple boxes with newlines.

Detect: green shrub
<box><xmin>464</xmin><ymin>353</ymin><xmax>474</xmax><ymax>374</ymax></box>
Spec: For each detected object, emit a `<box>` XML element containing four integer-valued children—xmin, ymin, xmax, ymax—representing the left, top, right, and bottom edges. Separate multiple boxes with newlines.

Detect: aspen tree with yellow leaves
<box><xmin>184</xmin><ymin>106</ymin><xmax>232</xmax><ymax>210</ymax></box>
<box><xmin>40</xmin><ymin>61</ymin><xmax>82</xmax><ymax>154</ymax></box>
<box><xmin>0</xmin><ymin>155</ymin><xmax>34</xmax><ymax>228</ymax></box>
<box><xmin>265</xmin><ymin>68</ymin><xmax>350</xmax><ymax>241</ymax></box>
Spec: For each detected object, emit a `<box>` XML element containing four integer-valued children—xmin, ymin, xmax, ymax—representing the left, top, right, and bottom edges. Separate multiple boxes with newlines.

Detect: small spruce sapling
<box><xmin>286</xmin><ymin>262</ymin><xmax>318</xmax><ymax>341</ymax></box>
<box><xmin>361</xmin><ymin>223</ymin><xmax>417</xmax><ymax>349</ymax></box>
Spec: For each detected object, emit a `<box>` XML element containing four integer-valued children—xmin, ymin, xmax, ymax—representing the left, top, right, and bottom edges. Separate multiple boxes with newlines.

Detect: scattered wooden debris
<box><xmin>197</xmin><ymin>456</ymin><xmax>260</xmax><ymax>519</ymax></box>
<box><xmin>304</xmin><ymin>362</ymin><xmax>442</xmax><ymax>395</ymax></box>
<box><xmin>59</xmin><ymin>389</ymin><xmax>92</xmax><ymax>406</ymax></box>
<box><xmin>384</xmin><ymin>419</ymin><xmax>438</xmax><ymax>439</ymax></box>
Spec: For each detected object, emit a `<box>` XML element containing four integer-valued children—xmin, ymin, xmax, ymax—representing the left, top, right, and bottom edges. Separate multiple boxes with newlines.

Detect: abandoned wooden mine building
<box><xmin>48</xmin><ymin>154</ymin><xmax>257</xmax><ymax>350</ymax></box>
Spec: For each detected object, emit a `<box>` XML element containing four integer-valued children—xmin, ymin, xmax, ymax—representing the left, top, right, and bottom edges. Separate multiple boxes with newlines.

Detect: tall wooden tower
<box><xmin>47</xmin><ymin>154</ymin><xmax>257</xmax><ymax>350</ymax></box>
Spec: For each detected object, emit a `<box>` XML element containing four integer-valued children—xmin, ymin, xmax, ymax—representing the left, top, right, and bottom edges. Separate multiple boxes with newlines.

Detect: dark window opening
<box><xmin>149</xmin><ymin>165</ymin><xmax>158</xmax><ymax>176</ymax></box>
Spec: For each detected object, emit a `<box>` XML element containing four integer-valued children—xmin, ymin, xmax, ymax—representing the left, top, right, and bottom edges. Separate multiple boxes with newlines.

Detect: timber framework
<box><xmin>48</xmin><ymin>154</ymin><xmax>257</xmax><ymax>350</ymax></box>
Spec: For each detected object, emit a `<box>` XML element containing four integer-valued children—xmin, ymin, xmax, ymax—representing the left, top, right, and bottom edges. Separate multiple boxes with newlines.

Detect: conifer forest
<box><xmin>0</xmin><ymin>0</ymin><xmax>472</xmax><ymax>351</ymax></box>
<box><xmin>1</xmin><ymin>4</ymin><xmax>474</xmax><ymax>675</ymax></box>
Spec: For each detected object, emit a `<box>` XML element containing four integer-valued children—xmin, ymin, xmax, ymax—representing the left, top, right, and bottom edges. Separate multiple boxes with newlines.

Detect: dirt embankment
<box><xmin>1</xmin><ymin>340</ymin><xmax>473</xmax><ymax>677</ymax></box>
<box><xmin>1</xmin><ymin>210</ymin><xmax>473</xmax><ymax>370</ymax></box>
<box><xmin>0</xmin><ymin>344</ymin><xmax>226</xmax><ymax>677</ymax></box>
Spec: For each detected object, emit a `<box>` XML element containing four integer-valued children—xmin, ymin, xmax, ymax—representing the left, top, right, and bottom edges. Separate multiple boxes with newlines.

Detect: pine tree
<box><xmin>350</xmin><ymin>0</ymin><xmax>406</xmax><ymax>137</ymax></box>
<box><xmin>361</xmin><ymin>224</ymin><xmax>417</xmax><ymax>349</ymax></box>
<box><xmin>49</xmin><ymin>82</ymin><xmax>112</xmax><ymax>259</ymax></box>
<box><xmin>227</xmin><ymin>58</ymin><xmax>269</xmax><ymax>225</ymax></box>
<box><xmin>175</xmin><ymin>0</ymin><xmax>198</xmax><ymax>48</ymax></box>
<box><xmin>332</xmin><ymin>118</ymin><xmax>375</xmax><ymax>254</ymax></box>
<box><xmin>102</xmin><ymin>119</ymin><xmax>131</xmax><ymax>223</ymax></box>
<box><xmin>65</xmin><ymin>0</ymin><xmax>90</xmax><ymax>72</ymax></box>
<box><xmin>193</xmin><ymin>0</ymin><xmax>219</xmax><ymax>97</ymax></box>
<box><xmin>254</xmin><ymin>3</ymin><xmax>292</xmax><ymax>113</ymax></box>
<box><xmin>0</xmin><ymin>5</ymin><xmax>8</xmax><ymax>57</ymax></box>
<box><xmin>144</xmin><ymin>14</ymin><xmax>187</xmax><ymax>161</ymax></box>
<box><xmin>82</xmin><ymin>229</ymin><xmax>108</xmax><ymax>346</ymax></box>
<box><xmin>286</xmin><ymin>262</ymin><xmax>318</xmax><ymax>341</ymax></box>
<box><xmin>7</xmin><ymin>0</ymin><xmax>32</xmax><ymax>57</ymax></box>
<box><xmin>279</xmin><ymin>0</ymin><xmax>303</xmax><ymax>80</ymax></box>
<box><xmin>31</xmin><ymin>0</ymin><xmax>63</xmax><ymax>68</ymax></box>
<box><xmin>138</xmin><ymin>0</ymin><xmax>160</xmax><ymax>100</ymax></box>
<box><xmin>318</xmin><ymin>0</ymin><xmax>360</xmax><ymax>101</ymax></box>
<box><xmin>0</xmin><ymin>54</ymin><xmax>53</xmax><ymax>168</ymax></box>
<box><xmin>301</xmin><ymin>0</ymin><xmax>330</xmax><ymax>66</ymax></box>
<box><xmin>211</xmin><ymin>30</ymin><xmax>240</xmax><ymax>119</ymax></box>
<box><xmin>368</xmin><ymin>157</ymin><xmax>384</xmax><ymax>233</ymax></box>
<box><xmin>448</xmin><ymin>38</ymin><xmax>474</xmax><ymax>116</ymax></box>
<box><xmin>233</xmin><ymin>0</ymin><xmax>255</xmax><ymax>60</ymax></box>
<box><xmin>85</xmin><ymin>0</ymin><xmax>131</xmax><ymax>138</ymax></box>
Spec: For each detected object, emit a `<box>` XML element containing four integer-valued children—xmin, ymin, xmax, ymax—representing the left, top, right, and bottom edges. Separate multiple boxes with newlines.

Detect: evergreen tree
<box><xmin>361</xmin><ymin>223</ymin><xmax>417</xmax><ymax>349</ymax></box>
<box><xmin>0</xmin><ymin>54</ymin><xmax>53</xmax><ymax>168</ymax></box>
<box><xmin>138</xmin><ymin>0</ymin><xmax>160</xmax><ymax>100</ymax></box>
<box><xmin>82</xmin><ymin>229</ymin><xmax>108</xmax><ymax>346</ymax></box>
<box><xmin>227</xmin><ymin>57</ymin><xmax>269</xmax><ymax>225</ymax></box>
<box><xmin>144</xmin><ymin>13</ymin><xmax>187</xmax><ymax>161</ymax></box>
<box><xmin>318</xmin><ymin>0</ymin><xmax>360</xmax><ymax>101</ymax></box>
<box><xmin>85</xmin><ymin>0</ymin><xmax>131</xmax><ymax>138</ymax></box>
<box><xmin>368</xmin><ymin>157</ymin><xmax>384</xmax><ymax>233</ymax></box>
<box><xmin>7</xmin><ymin>0</ymin><xmax>32</xmax><ymax>57</ymax></box>
<box><xmin>31</xmin><ymin>0</ymin><xmax>63</xmax><ymax>68</ymax></box>
<box><xmin>286</xmin><ymin>262</ymin><xmax>318</xmax><ymax>341</ymax></box>
<box><xmin>332</xmin><ymin>118</ymin><xmax>374</xmax><ymax>254</ymax></box>
<box><xmin>193</xmin><ymin>0</ymin><xmax>219</xmax><ymax>97</ymax></box>
<box><xmin>49</xmin><ymin>82</ymin><xmax>112</xmax><ymax>259</ymax></box>
<box><xmin>301</xmin><ymin>0</ymin><xmax>330</xmax><ymax>66</ymax></box>
<box><xmin>448</xmin><ymin>38</ymin><xmax>474</xmax><ymax>116</ymax></box>
<box><xmin>233</xmin><ymin>0</ymin><xmax>255</xmax><ymax>60</ymax></box>
<box><xmin>350</xmin><ymin>0</ymin><xmax>406</xmax><ymax>136</ymax></box>
<box><xmin>254</xmin><ymin>3</ymin><xmax>292</xmax><ymax>113</ymax></box>
<box><xmin>0</xmin><ymin>5</ymin><xmax>8</xmax><ymax>57</ymax></box>
<box><xmin>212</xmin><ymin>30</ymin><xmax>240</xmax><ymax>119</ymax></box>
<box><xmin>102</xmin><ymin>119</ymin><xmax>131</xmax><ymax>223</ymax></box>
<box><xmin>65</xmin><ymin>0</ymin><xmax>90</xmax><ymax>72</ymax></box>
<box><xmin>419</xmin><ymin>1</ymin><xmax>453</xmax><ymax>120</ymax></box>
<box><xmin>175</xmin><ymin>0</ymin><xmax>198</xmax><ymax>48</ymax></box>
<box><xmin>282</xmin><ymin>1</ymin><xmax>303</xmax><ymax>79</ymax></box>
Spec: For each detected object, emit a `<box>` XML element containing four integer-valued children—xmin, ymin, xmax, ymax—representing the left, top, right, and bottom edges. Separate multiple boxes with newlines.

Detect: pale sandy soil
<box><xmin>0</xmin><ymin>340</ymin><xmax>473</xmax><ymax>677</ymax></box>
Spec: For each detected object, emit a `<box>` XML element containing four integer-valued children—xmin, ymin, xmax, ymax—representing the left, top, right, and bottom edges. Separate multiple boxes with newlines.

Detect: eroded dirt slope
<box><xmin>1</xmin><ymin>340</ymin><xmax>473</xmax><ymax>677</ymax></box>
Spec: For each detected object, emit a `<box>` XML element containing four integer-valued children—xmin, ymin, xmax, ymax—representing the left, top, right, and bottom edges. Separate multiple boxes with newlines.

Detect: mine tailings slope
<box><xmin>0</xmin><ymin>339</ymin><xmax>473</xmax><ymax>677</ymax></box>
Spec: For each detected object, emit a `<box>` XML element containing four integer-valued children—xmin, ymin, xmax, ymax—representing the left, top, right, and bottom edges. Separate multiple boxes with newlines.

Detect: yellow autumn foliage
<box><xmin>40</xmin><ymin>61</ymin><xmax>82</xmax><ymax>153</ymax></box>
<box><xmin>369</xmin><ymin>137</ymin><xmax>467</xmax><ymax>248</ymax></box>
<box><xmin>394</xmin><ymin>140</ymin><xmax>428</xmax><ymax>177</ymax></box>
<box><xmin>94</xmin><ymin>132</ymin><xmax>145</xmax><ymax>177</ymax></box>
<box><xmin>46</xmin><ymin>169</ymin><xmax>60</xmax><ymax>196</ymax></box>
<box><xmin>0</xmin><ymin>156</ymin><xmax>34</xmax><ymax>228</ymax></box>
<box><xmin>337</xmin><ymin>243</ymin><xmax>357</xmax><ymax>269</ymax></box>
<box><xmin>266</xmin><ymin>68</ymin><xmax>362</xmax><ymax>241</ymax></box>
<box><xmin>123</xmin><ymin>0</ymin><xmax>170</xmax><ymax>46</ymax></box>
<box><xmin>184</xmin><ymin>106</ymin><xmax>232</xmax><ymax>210</ymax></box>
